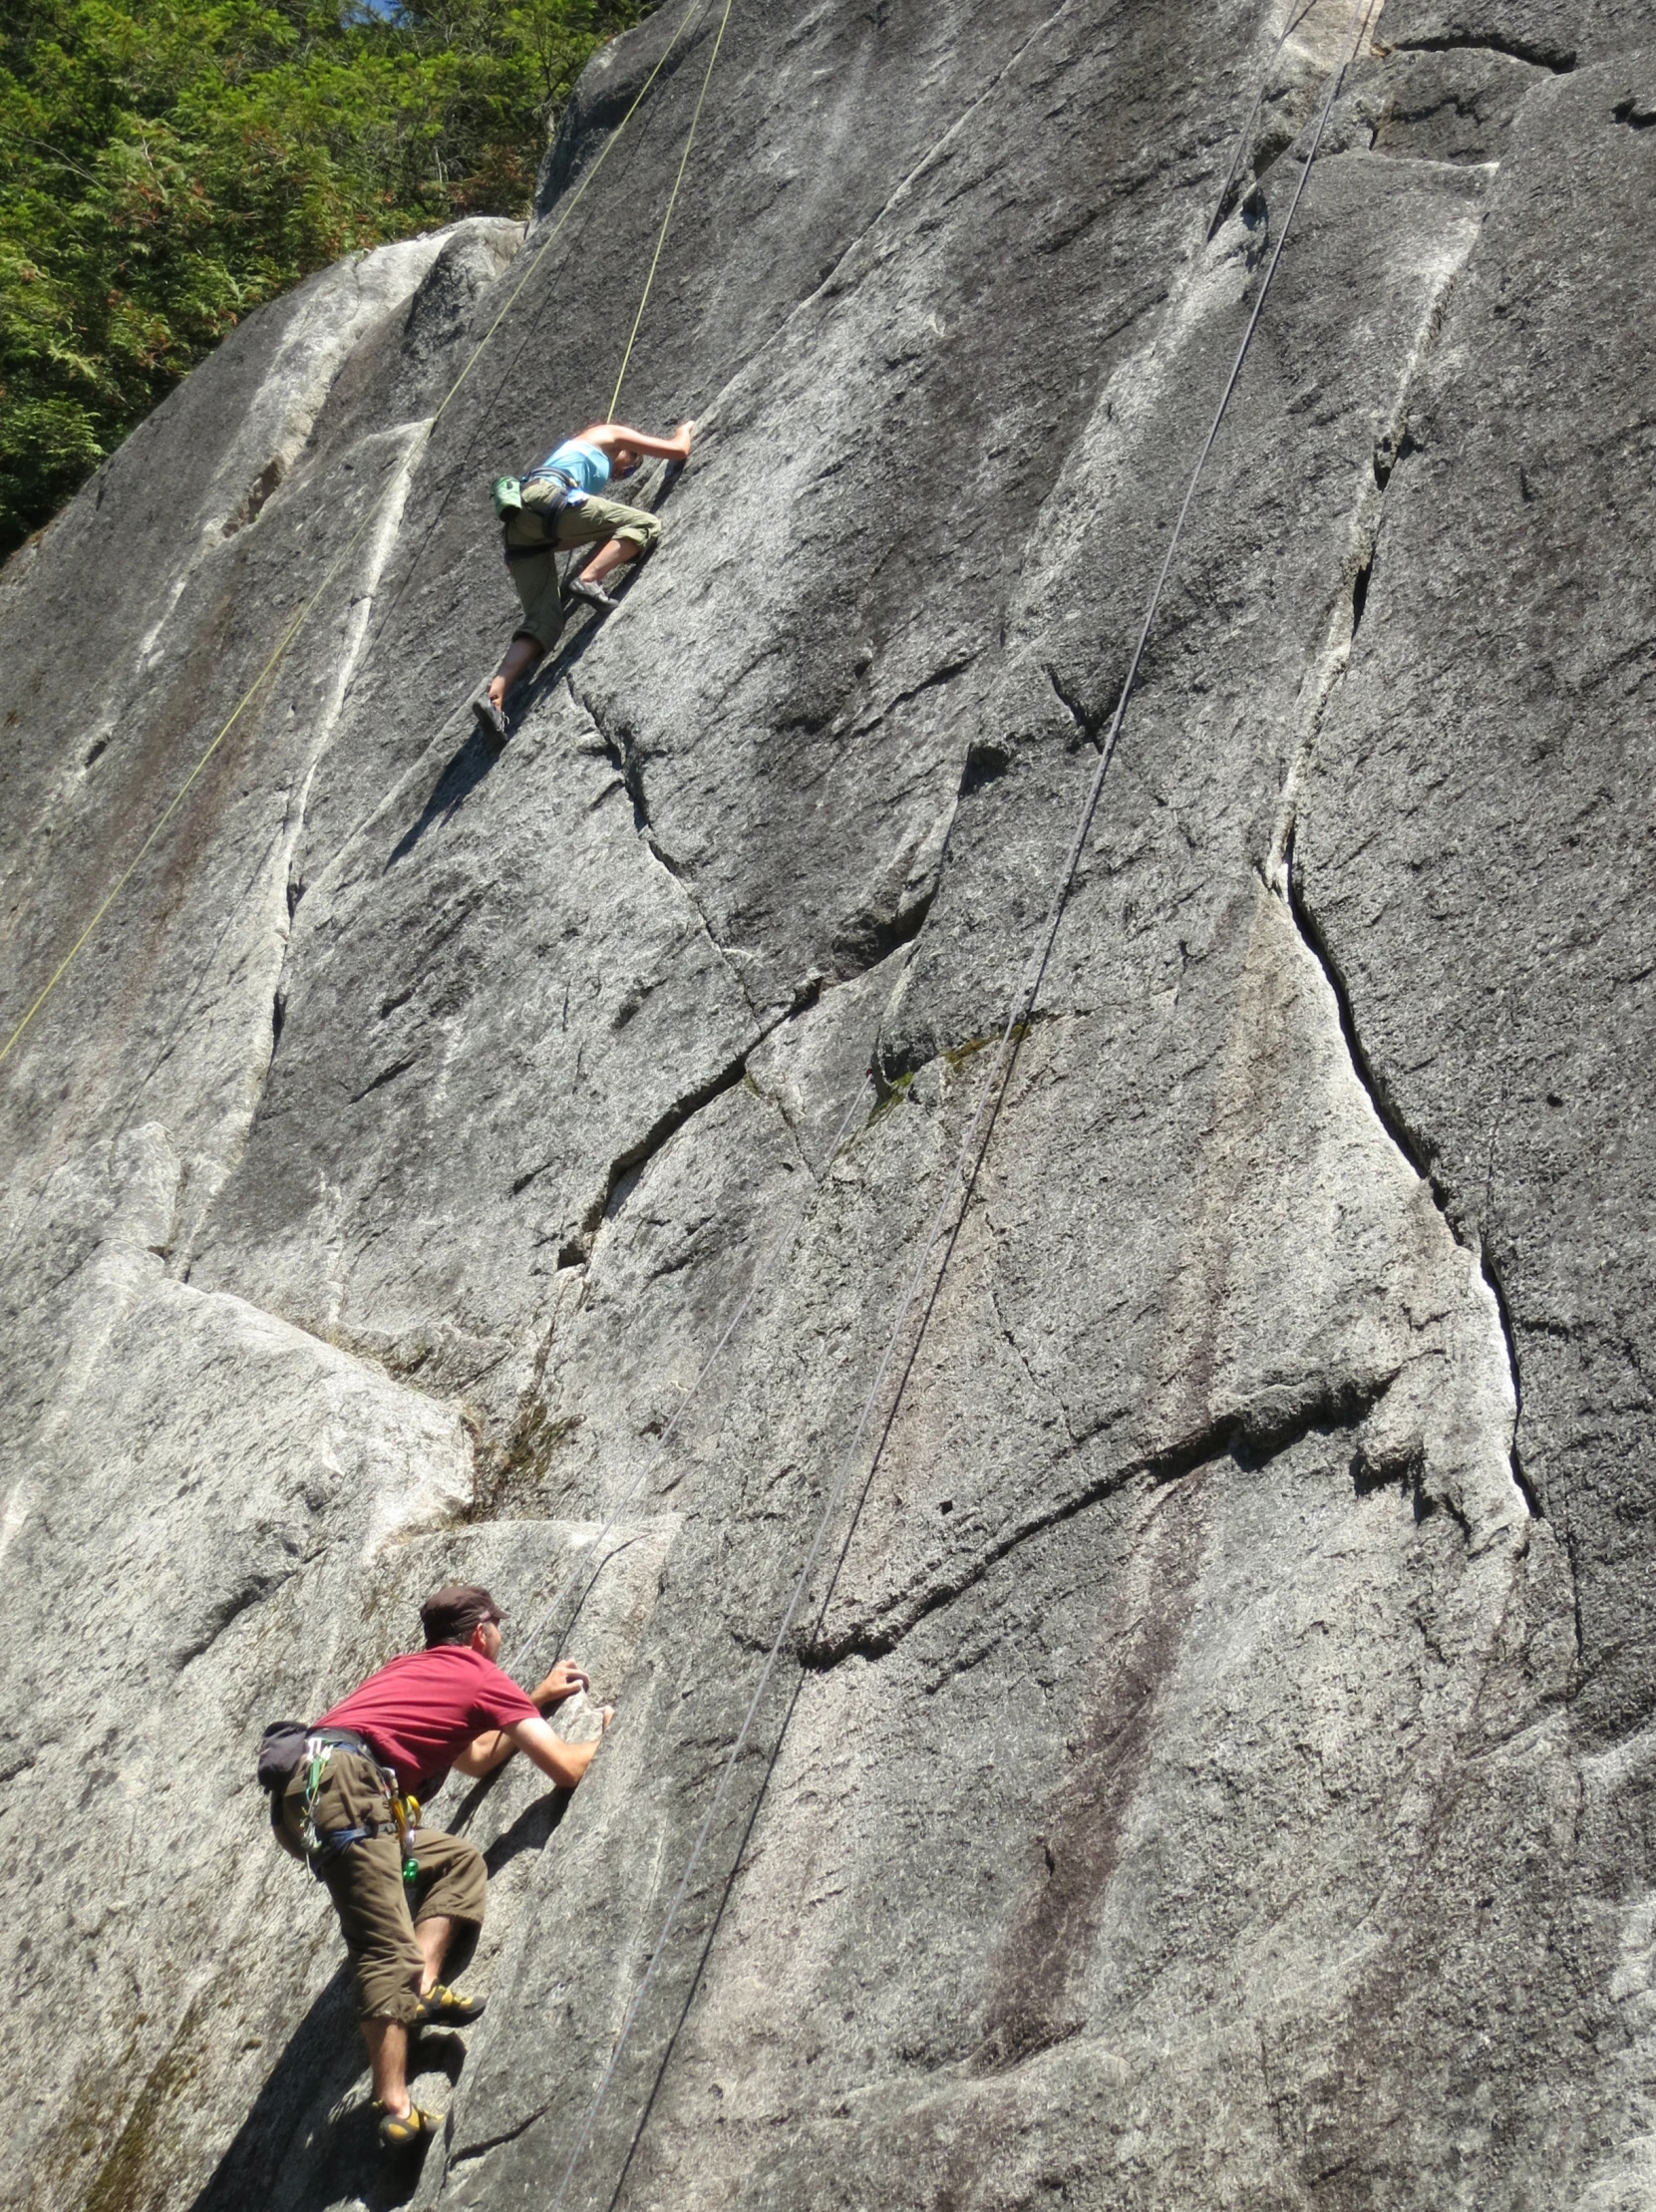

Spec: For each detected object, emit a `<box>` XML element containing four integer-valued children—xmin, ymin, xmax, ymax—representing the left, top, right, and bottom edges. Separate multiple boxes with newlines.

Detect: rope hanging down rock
<box><xmin>609</xmin><ymin>0</ymin><xmax>736</xmax><ymax>418</ymax></box>
<box><xmin>0</xmin><ymin>0</ymin><xmax>727</xmax><ymax>1075</ymax></box>
<box><xmin>535</xmin><ymin>4</ymin><xmax>1380</xmax><ymax>2204</ymax></box>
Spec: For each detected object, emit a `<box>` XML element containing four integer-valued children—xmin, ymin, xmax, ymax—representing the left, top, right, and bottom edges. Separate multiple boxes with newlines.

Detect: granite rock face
<box><xmin>1</xmin><ymin>1</ymin><xmax>1653</xmax><ymax>2207</ymax></box>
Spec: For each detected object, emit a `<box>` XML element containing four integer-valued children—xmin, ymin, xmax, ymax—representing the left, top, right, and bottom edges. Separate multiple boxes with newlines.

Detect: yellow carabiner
<box><xmin>394</xmin><ymin>1793</ymin><xmax>420</xmax><ymax>1885</ymax></box>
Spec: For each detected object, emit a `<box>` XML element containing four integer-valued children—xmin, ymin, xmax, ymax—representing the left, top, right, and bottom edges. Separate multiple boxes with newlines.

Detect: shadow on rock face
<box><xmin>383</xmin><ymin>605</ymin><xmax>606</xmax><ymax>869</ymax></box>
<box><xmin>385</xmin><ymin>721</ymin><xmax>506</xmax><ymax>869</ymax></box>
<box><xmin>185</xmin><ymin>1964</ymin><xmax>433</xmax><ymax>2212</ymax></box>
<box><xmin>462</xmin><ymin>1772</ymin><xmax>571</xmax><ymax>1872</ymax></box>
<box><xmin>184</xmin><ymin>1797</ymin><xmax>569</xmax><ymax>2208</ymax></box>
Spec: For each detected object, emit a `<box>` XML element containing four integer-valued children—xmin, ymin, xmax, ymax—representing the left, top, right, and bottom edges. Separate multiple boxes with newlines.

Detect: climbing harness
<box><xmin>294</xmin><ymin>1732</ymin><xmax>418</xmax><ymax>1884</ymax></box>
<box><xmin>538</xmin><ymin>4</ymin><xmax>1384</xmax><ymax>2205</ymax></box>
<box><xmin>497</xmin><ymin>468</ymin><xmax>583</xmax><ymax>562</ymax></box>
<box><xmin>0</xmin><ymin>0</ymin><xmax>727</xmax><ymax>1075</ymax></box>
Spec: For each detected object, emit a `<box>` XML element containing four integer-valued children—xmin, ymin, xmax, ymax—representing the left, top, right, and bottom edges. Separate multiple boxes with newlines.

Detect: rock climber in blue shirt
<box><xmin>474</xmin><ymin>417</ymin><xmax>695</xmax><ymax>745</ymax></box>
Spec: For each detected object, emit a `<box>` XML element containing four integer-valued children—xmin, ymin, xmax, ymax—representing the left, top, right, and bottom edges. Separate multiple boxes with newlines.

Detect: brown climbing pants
<box><xmin>279</xmin><ymin>1749</ymin><xmax>487</xmax><ymax>2022</ymax></box>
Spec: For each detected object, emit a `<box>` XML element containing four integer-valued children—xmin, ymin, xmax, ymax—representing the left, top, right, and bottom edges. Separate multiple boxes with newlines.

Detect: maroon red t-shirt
<box><xmin>317</xmin><ymin>1645</ymin><xmax>538</xmax><ymax>1795</ymax></box>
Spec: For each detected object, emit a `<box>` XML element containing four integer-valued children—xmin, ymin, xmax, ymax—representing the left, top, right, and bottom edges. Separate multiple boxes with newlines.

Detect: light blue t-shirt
<box><xmin>531</xmin><ymin>438</ymin><xmax>610</xmax><ymax>497</ymax></box>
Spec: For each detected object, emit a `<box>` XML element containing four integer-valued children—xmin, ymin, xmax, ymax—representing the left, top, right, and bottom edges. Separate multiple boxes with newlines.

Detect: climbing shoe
<box><xmin>472</xmin><ymin>694</ymin><xmax>508</xmax><ymax>749</ymax></box>
<box><xmin>418</xmin><ymin>1984</ymin><xmax>487</xmax><ymax>2027</ymax></box>
<box><xmin>566</xmin><ymin>577</ymin><xmax>621</xmax><ymax>616</ymax></box>
<box><xmin>375</xmin><ymin>2100</ymin><xmax>438</xmax><ymax>2151</ymax></box>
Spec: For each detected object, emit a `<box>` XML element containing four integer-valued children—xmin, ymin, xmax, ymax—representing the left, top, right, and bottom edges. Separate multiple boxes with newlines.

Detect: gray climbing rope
<box><xmin>539</xmin><ymin>3</ymin><xmax>1379</xmax><ymax>2204</ymax></box>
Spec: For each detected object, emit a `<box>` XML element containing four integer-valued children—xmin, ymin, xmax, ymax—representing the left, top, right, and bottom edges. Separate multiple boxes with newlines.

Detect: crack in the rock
<box><xmin>828</xmin><ymin>882</ymin><xmax>937</xmax><ymax>981</ymax></box>
<box><xmin>570</xmin><ymin>680</ymin><xmax>758</xmax><ymax>1020</ymax></box>
<box><xmin>515</xmin><ymin>1042</ymin><xmax>753</xmax><ymax>1225</ymax></box>
<box><xmin>174</xmin><ymin>1562</ymin><xmax>304</xmax><ymax>1668</ymax></box>
<box><xmin>802</xmin><ymin>1369</ymin><xmax>1399</xmax><ymax>1668</ymax></box>
<box><xmin>847</xmin><ymin>650</ymin><xmax>983</xmax><ymax>742</ymax></box>
<box><xmin>1349</xmin><ymin>543</ymin><xmax>1374</xmax><ymax>637</ymax></box>
<box><xmin>219</xmin><ymin>454</ymin><xmax>286</xmax><ymax>540</ymax></box>
<box><xmin>1279</xmin><ymin>836</ymin><xmax>1540</xmax><ymax>1526</ymax></box>
<box><xmin>1389</xmin><ymin>31</ymin><xmax>1576</xmax><ymax>74</ymax></box>
<box><xmin>1475</xmin><ymin>1243</ymin><xmax>1544</xmax><ymax>1520</ymax></box>
<box><xmin>448</xmin><ymin>2097</ymin><xmax>552</xmax><ymax>2167</ymax></box>
<box><xmin>349</xmin><ymin>1053</ymin><xmax>418</xmax><ymax>1104</ymax></box>
<box><xmin>147</xmin><ymin>422</ymin><xmax>436</xmax><ymax>1278</ymax></box>
<box><xmin>874</xmin><ymin>1007</ymin><xmax>1065</xmax><ymax>1099</ymax></box>
<box><xmin>1046</xmin><ymin>661</ymin><xmax>1105</xmax><ymax>748</ymax></box>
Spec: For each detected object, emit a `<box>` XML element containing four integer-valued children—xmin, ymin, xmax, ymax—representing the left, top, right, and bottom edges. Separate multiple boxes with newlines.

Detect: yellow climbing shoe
<box><xmin>418</xmin><ymin>1983</ymin><xmax>486</xmax><ymax>2027</ymax></box>
<box><xmin>375</xmin><ymin>2099</ymin><xmax>437</xmax><ymax>2151</ymax></box>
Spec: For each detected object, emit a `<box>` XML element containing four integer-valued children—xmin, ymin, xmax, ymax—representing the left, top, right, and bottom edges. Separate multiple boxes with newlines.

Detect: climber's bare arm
<box><xmin>451</xmin><ymin>1661</ymin><xmax>594</xmax><ymax>1777</ymax></box>
<box><xmin>582</xmin><ymin>421</ymin><xmax>695</xmax><ymax>465</ymax></box>
<box><xmin>503</xmin><ymin>1710</ymin><xmax>614</xmax><ymax>1789</ymax></box>
<box><xmin>452</xmin><ymin>1730</ymin><xmax>515</xmax><ymax>1778</ymax></box>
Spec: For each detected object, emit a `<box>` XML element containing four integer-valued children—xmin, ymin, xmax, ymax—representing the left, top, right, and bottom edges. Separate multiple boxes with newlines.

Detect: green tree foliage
<box><xmin>0</xmin><ymin>0</ymin><xmax>641</xmax><ymax>551</ymax></box>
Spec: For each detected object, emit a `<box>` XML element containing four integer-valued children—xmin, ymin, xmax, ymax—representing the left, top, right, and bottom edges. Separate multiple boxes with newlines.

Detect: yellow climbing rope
<box><xmin>608</xmin><ymin>0</ymin><xmax>736</xmax><ymax>418</ymax></box>
<box><xmin>0</xmin><ymin>0</ymin><xmax>728</xmax><ymax>1075</ymax></box>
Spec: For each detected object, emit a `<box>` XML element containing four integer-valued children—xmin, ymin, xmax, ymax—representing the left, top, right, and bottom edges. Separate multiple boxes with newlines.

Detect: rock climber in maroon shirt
<box><xmin>263</xmin><ymin>1581</ymin><xmax>611</xmax><ymax>2151</ymax></box>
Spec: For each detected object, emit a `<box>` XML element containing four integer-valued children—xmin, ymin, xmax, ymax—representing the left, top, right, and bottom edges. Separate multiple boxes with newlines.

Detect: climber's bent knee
<box><xmin>406</xmin><ymin>1827</ymin><xmax>487</xmax><ymax>1927</ymax></box>
<box><xmin>609</xmin><ymin>513</ymin><xmax>660</xmax><ymax>555</ymax></box>
<box><xmin>555</xmin><ymin>495</ymin><xmax>660</xmax><ymax>556</ymax></box>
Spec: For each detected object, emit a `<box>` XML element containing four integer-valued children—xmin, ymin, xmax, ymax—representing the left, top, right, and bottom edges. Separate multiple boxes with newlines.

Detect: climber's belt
<box><xmin>309</xmin><ymin>1730</ymin><xmax>380</xmax><ymax>1759</ymax></box>
<box><xmin>312</xmin><ymin>1818</ymin><xmax>400</xmax><ymax>1857</ymax></box>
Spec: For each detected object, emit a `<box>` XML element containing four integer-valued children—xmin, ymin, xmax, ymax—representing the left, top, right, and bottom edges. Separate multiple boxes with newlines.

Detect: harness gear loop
<box><xmin>296</xmin><ymin>1735</ymin><xmax>411</xmax><ymax>1883</ymax></box>
<box><xmin>498</xmin><ymin>469</ymin><xmax>582</xmax><ymax>562</ymax></box>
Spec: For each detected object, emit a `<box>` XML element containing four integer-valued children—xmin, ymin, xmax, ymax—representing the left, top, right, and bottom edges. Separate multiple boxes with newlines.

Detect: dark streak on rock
<box><xmin>972</xmin><ymin>1471</ymin><xmax>1206</xmax><ymax>2072</ymax></box>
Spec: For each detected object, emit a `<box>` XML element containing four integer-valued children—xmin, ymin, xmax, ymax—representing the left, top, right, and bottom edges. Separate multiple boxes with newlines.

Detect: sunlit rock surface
<box><xmin>2</xmin><ymin>2</ymin><xmax>1653</xmax><ymax>2207</ymax></box>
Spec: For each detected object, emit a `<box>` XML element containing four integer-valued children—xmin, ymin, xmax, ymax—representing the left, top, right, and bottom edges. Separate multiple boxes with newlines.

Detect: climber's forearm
<box><xmin>590</xmin><ymin>421</ymin><xmax>693</xmax><ymax>463</ymax></box>
<box><xmin>504</xmin><ymin>1714</ymin><xmax>602</xmax><ymax>1788</ymax></box>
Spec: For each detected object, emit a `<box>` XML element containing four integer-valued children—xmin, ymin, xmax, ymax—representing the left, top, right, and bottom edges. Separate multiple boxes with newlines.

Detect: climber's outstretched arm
<box><xmin>503</xmin><ymin>1711</ymin><xmax>613</xmax><ymax>1788</ymax></box>
<box><xmin>451</xmin><ymin>1660</ymin><xmax>594</xmax><ymax>1776</ymax></box>
<box><xmin>582</xmin><ymin>420</ymin><xmax>695</xmax><ymax>466</ymax></box>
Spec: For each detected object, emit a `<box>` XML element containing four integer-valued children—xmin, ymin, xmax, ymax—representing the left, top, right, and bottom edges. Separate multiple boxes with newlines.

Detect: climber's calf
<box><xmin>474</xmin><ymin>417</ymin><xmax>695</xmax><ymax>745</ymax></box>
<box><xmin>260</xmin><ymin>1582</ymin><xmax>612</xmax><ymax>2152</ymax></box>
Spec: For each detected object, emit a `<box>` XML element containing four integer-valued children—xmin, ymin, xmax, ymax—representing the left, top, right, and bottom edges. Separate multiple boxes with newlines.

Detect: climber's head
<box><xmin>611</xmin><ymin>445</ymin><xmax>641</xmax><ymax>479</ymax></box>
<box><xmin>421</xmin><ymin>1582</ymin><xmax>504</xmax><ymax>1656</ymax></box>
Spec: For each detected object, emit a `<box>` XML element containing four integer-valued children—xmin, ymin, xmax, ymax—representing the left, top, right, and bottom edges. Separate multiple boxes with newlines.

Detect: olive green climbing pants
<box><xmin>279</xmin><ymin>1750</ymin><xmax>487</xmax><ymax>2023</ymax></box>
<box><xmin>504</xmin><ymin>486</ymin><xmax>662</xmax><ymax>652</ymax></box>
